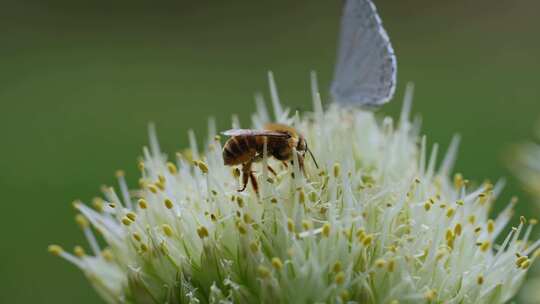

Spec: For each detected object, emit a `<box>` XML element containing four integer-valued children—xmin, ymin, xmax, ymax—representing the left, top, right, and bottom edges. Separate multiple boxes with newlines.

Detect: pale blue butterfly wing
<box><xmin>331</xmin><ymin>0</ymin><xmax>397</xmax><ymax>106</ymax></box>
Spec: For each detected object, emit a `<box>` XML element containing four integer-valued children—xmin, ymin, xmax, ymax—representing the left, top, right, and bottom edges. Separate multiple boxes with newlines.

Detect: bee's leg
<box><xmin>298</xmin><ymin>153</ymin><xmax>306</xmax><ymax>176</ymax></box>
<box><xmin>239</xmin><ymin>163</ymin><xmax>251</xmax><ymax>192</ymax></box>
<box><xmin>267</xmin><ymin>165</ymin><xmax>277</xmax><ymax>176</ymax></box>
<box><xmin>281</xmin><ymin>161</ymin><xmax>289</xmax><ymax>169</ymax></box>
<box><xmin>250</xmin><ymin>171</ymin><xmax>259</xmax><ymax>196</ymax></box>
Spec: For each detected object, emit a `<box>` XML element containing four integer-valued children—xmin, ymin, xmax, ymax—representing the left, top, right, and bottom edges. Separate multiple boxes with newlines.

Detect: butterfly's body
<box><xmin>222</xmin><ymin>123</ymin><xmax>317</xmax><ymax>195</ymax></box>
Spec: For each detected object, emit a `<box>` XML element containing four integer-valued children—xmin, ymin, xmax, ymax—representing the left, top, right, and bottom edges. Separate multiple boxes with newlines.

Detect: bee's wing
<box><xmin>330</xmin><ymin>0</ymin><xmax>397</xmax><ymax>107</ymax></box>
<box><xmin>221</xmin><ymin>129</ymin><xmax>290</xmax><ymax>138</ymax></box>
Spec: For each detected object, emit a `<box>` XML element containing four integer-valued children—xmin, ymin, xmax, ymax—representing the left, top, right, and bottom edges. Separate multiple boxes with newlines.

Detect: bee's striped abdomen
<box><xmin>223</xmin><ymin>136</ymin><xmax>259</xmax><ymax>165</ymax></box>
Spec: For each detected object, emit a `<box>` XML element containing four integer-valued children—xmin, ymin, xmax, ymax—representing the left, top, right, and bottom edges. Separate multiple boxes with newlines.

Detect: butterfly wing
<box><xmin>330</xmin><ymin>0</ymin><xmax>397</xmax><ymax>107</ymax></box>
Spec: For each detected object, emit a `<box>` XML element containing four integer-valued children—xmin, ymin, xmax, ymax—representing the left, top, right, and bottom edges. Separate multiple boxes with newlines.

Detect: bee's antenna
<box><xmin>306</xmin><ymin>145</ymin><xmax>319</xmax><ymax>169</ymax></box>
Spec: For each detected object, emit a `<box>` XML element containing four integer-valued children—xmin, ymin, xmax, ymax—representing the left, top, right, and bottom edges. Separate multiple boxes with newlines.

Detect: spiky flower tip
<box><xmin>50</xmin><ymin>76</ymin><xmax>539</xmax><ymax>304</ymax></box>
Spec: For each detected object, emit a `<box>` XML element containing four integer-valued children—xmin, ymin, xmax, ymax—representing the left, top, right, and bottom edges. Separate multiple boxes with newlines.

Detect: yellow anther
<box><xmin>270</xmin><ymin>197</ymin><xmax>278</xmax><ymax>204</ymax></box>
<box><xmin>126</xmin><ymin>212</ymin><xmax>136</xmax><ymax>221</ymax></box>
<box><xmin>236</xmin><ymin>196</ymin><xmax>244</xmax><ymax>208</ymax></box>
<box><xmin>271</xmin><ymin>257</ymin><xmax>283</xmax><ymax>270</ymax></box>
<box><xmin>287</xmin><ymin>218</ymin><xmax>295</xmax><ymax>233</ymax></box>
<box><xmin>516</xmin><ymin>256</ymin><xmax>528</xmax><ymax>267</ymax></box>
<box><xmin>74</xmin><ymin>246</ymin><xmax>85</xmax><ymax>257</ymax></box>
<box><xmin>301</xmin><ymin>219</ymin><xmax>312</xmax><ymax>231</ymax></box>
<box><xmin>474</xmin><ymin>227</ymin><xmax>482</xmax><ymax>234</ymax></box>
<box><xmin>108</xmin><ymin>203</ymin><xmax>117</xmax><ymax>209</ymax></box>
<box><xmin>454</xmin><ymin>223</ymin><xmax>462</xmax><ymax>236</ymax></box>
<box><xmin>166</xmin><ymin>162</ymin><xmax>177</xmax><ymax>174</ymax></box>
<box><xmin>148</xmin><ymin>184</ymin><xmax>158</xmax><ymax>194</ymax></box>
<box><xmin>446</xmin><ymin>208</ymin><xmax>455</xmax><ymax>218</ymax></box>
<box><xmin>530</xmin><ymin>219</ymin><xmax>538</xmax><ymax>225</ymax></box>
<box><xmin>387</xmin><ymin>259</ymin><xmax>396</xmax><ymax>272</ymax></box>
<box><xmin>478</xmin><ymin>192</ymin><xmax>489</xmax><ymax>204</ymax></box>
<box><xmin>534</xmin><ymin>249</ymin><xmax>540</xmax><ymax>258</ymax></box>
<box><xmin>335</xmin><ymin>271</ymin><xmax>345</xmax><ymax>284</ymax></box>
<box><xmin>257</xmin><ymin>266</ymin><xmax>270</xmax><ymax>278</ymax></box>
<box><xmin>138</xmin><ymin>178</ymin><xmax>146</xmax><ymax>188</ymax></box>
<box><xmin>232</xmin><ymin>168</ymin><xmax>241</xmax><ymax>179</ymax></box>
<box><xmin>249</xmin><ymin>241</ymin><xmax>259</xmax><ymax>253</ymax></box>
<box><xmin>132</xmin><ymin>232</ymin><xmax>142</xmax><ymax>242</ymax></box>
<box><xmin>424</xmin><ymin>290</ymin><xmax>437</xmax><ymax>301</ymax></box>
<box><xmin>75</xmin><ymin>214</ymin><xmax>89</xmax><ymax>229</ymax></box>
<box><xmin>309</xmin><ymin>191</ymin><xmax>318</xmax><ymax>202</ymax></box>
<box><xmin>454</xmin><ymin>173</ymin><xmax>464</xmax><ymax>189</ymax></box>
<box><xmin>298</xmin><ymin>189</ymin><xmax>306</xmax><ymax>204</ymax></box>
<box><xmin>424</xmin><ymin>202</ymin><xmax>431</xmax><ymax>211</ymax></box>
<box><xmin>156</xmin><ymin>180</ymin><xmax>165</xmax><ymax>191</ymax></box>
<box><xmin>356</xmin><ymin>228</ymin><xmax>366</xmax><ymax>241</ymax></box>
<box><xmin>333</xmin><ymin>163</ymin><xmax>341</xmax><ymax>178</ymax></box>
<box><xmin>479</xmin><ymin>241</ymin><xmax>490</xmax><ymax>252</ymax></box>
<box><xmin>138</xmin><ymin>199</ymin><xmax>148</xmax><ymax>209</ymax></box>
<box><xmin>487</xmin><ymin>219</ymin><xmax>494</xmax><ymax>233</ymax></box>
<box><xmin>333</xmin><ymin>261</ymin><xmax>342</xmax><ymax>273</ymax></box>
<box><xmin>162</xmin><ymin>224</ymin><xmax>174</xmax><ymax>237</ymax></box>
<box><xmin>445</xmin><ymin>229</ymin><xmax>454</xmax><ymax>242</ymax></box>
<box><xmin>115</xmin><ymin>170</ymin><xmax>125</xmax><ymax>178</ymax></box>
<box><xmin>446</xmin><ymin>229</ymin><xmax>455</xmax><ymax>249</ymax></box>
<box><xmin>121</xmin><ymin>217</ymin><xmax>133</xmax><ymax>226</ymax></box>
<box><xmin>158</xmin><ymin>174</ymin><xmax>166</xmax><ymax>185</ymax></box>
<box><xmin>520</xmin><ymin>216</ymin><xmax>526</xmax><ymax>225</ymax></box>
<box><xmin>456</xmin><ymin>200</ymin><xmax>464</xmax><ymax>206</ymax></box>
<box><xmin>362</xmin><ymin>234</ymin><xmax>373</xmax><ymax>246</ymax></box>
<box><xmin>477</xmin><ymin>275</ymin><xmax>484</xmax><ymax>285</ymax></box>
<box><xmin>322</xmin><ymin>223</ymin><xmax>331</xmax><ymax>237</ymax></box>
<box><xmin>237</xmin><ymin>222</ymin><xmax>247</xmax><ymax>235</ymax></box>
<box><xmin>195</xmin><ymin>160</ymin><xmax>209</xmax><ymax>174</ymax></box>
<box><xmin>439</xmin><ymin>203</ymin><xmax>447</xmax><ymax>209</ymax></box>
<box><xmin>214</xmin><ymin>135</ymin><xmax>221</xmax><ymax>141</ymax></box>
<box><xmin>197</xmin><ymin>226</ymin><xmax>209</xmax><ymax>239</ymax></box>
<box><xmin>375</xmin><ymin>259</ymin><xmax>386</xmax><ymax>268</ymax></box>
<box><xmin>243</xmin><ymin>213</ymin><xmax>252</xmax><ymax>224</ymax></box>
<box><xmin>521</xmin><ymin>259</ymin><xmax>531</xmax><ymax>269</ymax></box>
<box><xmin>137</xmin><ymin>161</ymin><xmax>145</xmax><ymax>171</ymax></box>
<box><xmin>468</xmin><ymin>215</ymin><xmax>476</xmax><ymax>224</ymax></box>
<box><xmin>164</xmin><ymin>199</ymin><xmax>174</xmax><ymax>209</ymax></box>
<box><xmin>140</xmin><ymin>244</ymin><xmax>148</xmax><ymax>252</ymax></box>
<box><xmin>92</xmin><ymin>197</ymin><xmax>104</xmax><ymax>212</ymax></box>
<box><xmin>48</xmin><ymin>244</ymin><xmax>64</xmax><ymax>256</ymax></box>
<box><xmin>101</xmin><ymin>249</ymin><xmax>113</xmax><ymax>261</ymax></box>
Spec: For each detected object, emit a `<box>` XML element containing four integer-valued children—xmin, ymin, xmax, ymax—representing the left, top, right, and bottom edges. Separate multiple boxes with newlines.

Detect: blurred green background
<box><xmin>1</xmin><ymin>0</ymin><xmax>539</xmax><ymax>302</ymax></box>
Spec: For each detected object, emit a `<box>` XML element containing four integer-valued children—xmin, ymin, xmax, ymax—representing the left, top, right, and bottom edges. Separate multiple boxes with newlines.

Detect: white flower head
<box><xmin>50</xmin><ymin>73</ymin><xmax>539</xmax><ymax>303</ymax></box>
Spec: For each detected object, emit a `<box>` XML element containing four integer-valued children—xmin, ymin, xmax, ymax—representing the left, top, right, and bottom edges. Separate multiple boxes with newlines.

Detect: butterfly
<box><xmin>330</xmin><ymin>0</ymin><xmax>397</xmax><ymax>107</ymax></box>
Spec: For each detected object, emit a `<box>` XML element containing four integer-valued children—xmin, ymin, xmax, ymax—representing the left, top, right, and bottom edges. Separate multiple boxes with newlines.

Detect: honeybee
<box><xmin>222</xmin><ymin>123</ymin><xmax>318</xmax><ymax>194</ymax></box>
